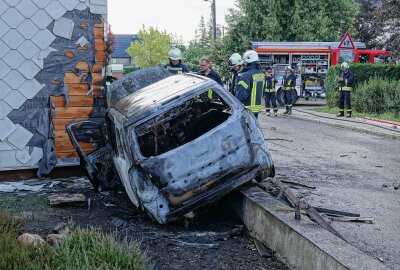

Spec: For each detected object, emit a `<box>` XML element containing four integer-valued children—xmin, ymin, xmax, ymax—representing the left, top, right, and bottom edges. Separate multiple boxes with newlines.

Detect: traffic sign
<box><xmin>338</xmin><ymin>32</ymin><xmax>355</xmax><ymax>49</ymax></box>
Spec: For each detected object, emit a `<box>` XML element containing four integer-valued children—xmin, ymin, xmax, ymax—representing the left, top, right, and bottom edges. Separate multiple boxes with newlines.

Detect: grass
<box><xmin>0</xmin><ymin>194</ymin><xmax>48</xmax><ymax>213</ymax></box>
<box><xmin>0</xmin><ymin>211</ymin><xmax>151</xmax><ymax>270</ymax></box>
<box><xmin>310</xmin><ymin>106</ymin><xmax>400</xmax><ymax>123</ymax></box>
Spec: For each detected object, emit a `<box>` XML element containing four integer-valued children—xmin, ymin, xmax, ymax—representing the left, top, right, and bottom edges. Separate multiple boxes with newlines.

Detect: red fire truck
<box><xmin>252</xmin><ymin>36</ymin><xmax>391</xmax><ymax>105</ymax></box>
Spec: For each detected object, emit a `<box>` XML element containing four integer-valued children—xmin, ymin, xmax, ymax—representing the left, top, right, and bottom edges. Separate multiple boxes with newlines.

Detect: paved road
<box><xmin>259</xmin><ymin>113</ymin><xmax>400</xmax><ymax>270</ymax></box>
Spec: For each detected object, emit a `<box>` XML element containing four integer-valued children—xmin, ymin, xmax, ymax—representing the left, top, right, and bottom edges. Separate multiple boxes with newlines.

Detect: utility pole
<box><xmin>211</xmin><ymin>0</ymin><xmax>216</xmax><ymax>40</ymax></box>
<box><xmin>204</xmin><ymin>0</ymin><xmax>217</xmax><ymax>40</ymax></box>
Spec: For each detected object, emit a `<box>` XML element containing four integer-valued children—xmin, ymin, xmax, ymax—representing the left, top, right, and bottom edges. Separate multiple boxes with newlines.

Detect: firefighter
<box><xmin>164</xmin><ymin>48</ymin><xmax>189</xmax><ymax>74</ymax></box>
<box><xmin>264</xmin><ymin>67</ymin><xmax>278</xmax><ymax>116</ymax></box>
<box><xmin>281</xmin><ymin>66</ymin><xmax>296</xmax><ymax>115</ymax></box>
<box><xmin>236</xmin><ymin>50</ymin><xmax>264</xmax><ymax>119</ymax></box>
<box><xmin>228</xmin><ymin>53</ymin><xmax>243</xmax><ymax>96</ymax></box>
<box><xmin>336</xmin><ymin>62</ymin><xmax>354</xmax><ymax>117</ymax></box>
<box><xmin>197</xmin><ymin>57</ymin><xmax>223</xmax><ymax>99</ymax></box>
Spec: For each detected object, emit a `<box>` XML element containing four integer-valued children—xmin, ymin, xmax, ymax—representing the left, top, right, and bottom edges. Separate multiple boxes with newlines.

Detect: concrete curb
<box><xmin>239</xmin><ymin>186</ymin><xmax>390</xmax><ymax>270</ymax></box>
<box><xmin>289</xmin><ymin>109</ymin><xmax>400</xmax><ymax>140</ymax></box>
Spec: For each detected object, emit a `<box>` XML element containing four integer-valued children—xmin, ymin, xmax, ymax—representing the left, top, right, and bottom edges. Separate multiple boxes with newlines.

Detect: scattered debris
<box><xmin>48</xmin><ymin>193</ymin><xmax>86</xmax><ymax>207</ymax></box>
<box><xmin>104</xmin><ymin>203</ymin><xmax>117</xmax><ymax>207</ymax></box>
<box><xmin>375</xmin><ymin>165</ymin><xmax>383</xmax><ymax>168</ymax></box>
<box><xmin>281</xmin><ymin>180</ymin><xmax>316</xmax><ymax>189</ymax></box>
<box><xmin>393</xmin><ymin>182</ymin><xmax>399</xmax><ymax>190</ymax></box>
<box><xmin>253</xmin><ymin>239</ymin><xmax>272</xmax><ymax>258</ymax></box>
<box><xmin>340</xmin><ymin>154</ymin><xmax>349</xmax><ymax>157</ymax></box>
<box><xmin>313</xmin><ymin>207</ymin><xmax>360</xmax><ymax>217</ymax></box>
<box><xmin>169</xmin><ymin>240</ymin><xmax>219</xmax><ymax>249</ymax></box>
<box><xmin>382</xmin><ymin>184</ymin><xmax>389</xmax><ymax>188</ymax></box>
<box><xmin>275</xmin><ymin>205</ymin><xmax>372</xmax><ymax>223</ymax></box>
<box><xmin>18</xmin><ymin>233</ymin><xmax>45</xmax><ymax>247</ymax></box>
<box><xmin>377</xmin><ymin>257</ymin><xmax>384</xmax><ymax>263</ymax></box>
<box><xmin>53</xmin><ymin>222</ymin><xmax>70</xmax><ymax>235</ymax></box>
<box><xmin>331</xmin><ymin>216</ymin><xmax>374</xmax><ymax>224</ymax></box>
<box><xmin>0</xmin><ymin>182</ymin><xmax>45</xmax><ymax>193</ymax></box>
<box><xmin>182</xmin><ymin>226</ymin><xmax>245</xmax><ymax>241</ymax></box>
<box><xmin>261</xmin><ymin>179</ymin><xmax>347</xmax><ymax>242</ymax></box>
<box><xmin>265</xmin><ymin>138</ymin><xmax>293</xmax><ymax>142</ymax></box>
<box><xmin>14</xmin><ymin>211</ymin><xmax>34</xmax><ymax>221</ymax></box>
<box><xmin>111</xmin><ymin>216</ymin><xmax>129</xmax><ymax>228</ymax></box>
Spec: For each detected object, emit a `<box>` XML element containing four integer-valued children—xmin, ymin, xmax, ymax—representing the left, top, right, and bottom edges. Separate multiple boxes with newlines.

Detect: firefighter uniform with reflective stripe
<box><xmin>338</xmin><ymin>69</ymin><xmax>354</xmax><ymax>116</ymax></box>
<box><xmin>281</xmin><ymin>74</ymin><xmax>296</xmax><ymax>114</ymax></box>
<box><xmin>264</xmin><ymin>76</ymin><xmax>278</xmax><ymax>115</ymax></box>
<box><xmin>236</xmin><ymin>62</ymin><xmax>264</xmax><ymax>118</ymax></box>
<box><xmin>165</xmin><ymin>62</ymin><xmax>189</xmax><ymax>74</ymax></box>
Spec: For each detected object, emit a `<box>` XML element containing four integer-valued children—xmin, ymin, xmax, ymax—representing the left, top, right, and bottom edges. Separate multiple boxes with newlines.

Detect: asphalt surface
<box><xmin>259</xmin><ymin>109</ymin><xmax>400</xmax><ymax>270</ymax></box>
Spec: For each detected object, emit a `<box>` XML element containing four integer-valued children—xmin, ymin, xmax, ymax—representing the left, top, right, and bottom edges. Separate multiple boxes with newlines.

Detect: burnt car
<box><xmin>67</xmin><ymin>72</ymin><xmax>274</xmax><ymax>224</ymax></box>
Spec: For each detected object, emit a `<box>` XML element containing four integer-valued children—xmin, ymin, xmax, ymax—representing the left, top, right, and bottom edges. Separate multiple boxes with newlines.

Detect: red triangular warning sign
<box><xmin>338</xmin><ymin>32</ymin><xmax>355</xmax><ymax>49</ymax></box>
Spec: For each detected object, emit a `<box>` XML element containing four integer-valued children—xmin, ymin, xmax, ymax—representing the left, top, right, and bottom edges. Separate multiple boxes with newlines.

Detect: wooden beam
<box><xmin>52</xmin><ymin>96</ymin><xmax>94</xmax><ymax>107</ymax></box>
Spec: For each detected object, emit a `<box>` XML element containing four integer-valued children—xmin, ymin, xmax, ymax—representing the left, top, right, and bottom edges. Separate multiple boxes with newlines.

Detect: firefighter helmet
<box><xmin>341</xmin><ymin>62</ymin><xmax>349</xmax><ymax>69</ymax></box>
<box><xmin>169</xmin><ymin>48</ymin><xmax>182</xmax><ymax>60</ymax></box>
<box><xmin>242</xmin><ymin>50</ymin><xmax>259</xmax><ymax>63</ymax></box>
<box><xmin>229</xmin><ymin>53</ymin><xmax>243</xmax><ymax>66</ymax></box>
<box><xmin>285</xmin><ymin>66</ymin><xmax>292</xmax><ymax>71</ymax></box>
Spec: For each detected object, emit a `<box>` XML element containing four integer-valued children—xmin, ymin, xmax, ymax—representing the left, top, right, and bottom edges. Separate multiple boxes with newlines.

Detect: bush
<box><xmin>326</xmin><ymin>63</ymin><xmax>400</xmax><ymax>108</ymax></box>
<box><xmin>124</xmin><ymin>66</ymin><xmax>140</xmax><ymax>74</ymax></box>
<box><xmin>353</xmin><ymin>77</ymin><xmax>400</xmax><ymax>115</ymax></box>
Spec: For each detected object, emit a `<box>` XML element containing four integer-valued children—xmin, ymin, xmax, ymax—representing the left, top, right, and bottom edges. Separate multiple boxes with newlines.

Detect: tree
<box><xmin>183</xmin><ymin>16</ymin><xmax>215</xmax><ymax>72</ymax></box>
<box><xmin>354</xmin><ymin>0</ymin><xmax>383</xmax><ymax>49</ymax></box>
<box><xmin>375</xmin><ymin>0</ymin><xmax>400</xmax><ymax>55</ymax></box>
<box><xmin>209</xmin><ymin>0</ymin><xmax>359</xmax><ymax>77</ymax></box>
<box><xmin>126</xmin><ymin>26</ymin><xmax>171</xmax><ymax>68</ymax></box>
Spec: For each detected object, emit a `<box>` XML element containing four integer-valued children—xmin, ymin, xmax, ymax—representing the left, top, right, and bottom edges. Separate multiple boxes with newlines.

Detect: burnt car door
<box><xmin>66</xmin><ymin>120</ymin><xmax>120</xmax><ymax>191</ymax></box>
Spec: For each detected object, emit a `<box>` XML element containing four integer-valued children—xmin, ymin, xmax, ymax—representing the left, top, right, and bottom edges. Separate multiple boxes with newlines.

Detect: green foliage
<box><xmin>123</xmin><ymin>66</ymin><xmax>140</xmax><ymax>74</ymax></box>
<box><xmin>0</xmin><ymin>212</ymin><xmax>151</xmax><ymax>270</ymax></box>
<box><xmin>48</xmin><ymin>227</ymin><xmax>151</xmax><ymax>270</ymax></box>
<box><xmin>0</xmin><ymin>211</ymin><xmax>45</xmax><ymax>270</ymax></box>
<box><xmin>182</xmin><ymin>42</ymin><xmax>205</xmax><ymax>72</ymax></box>
<box><xmin>353</xmin><ymin>77</ymin><xmax>400</xmax><ymax>115</ymax></box>
<box><xmin>326</xmin><ymin>64</ymin><xmax>400</xmax><ymax>108</ymax></box>
<box><xmin>126</xmin><ymin>25</ymin><xmax>171</xmax><ymax>68</ymax></box>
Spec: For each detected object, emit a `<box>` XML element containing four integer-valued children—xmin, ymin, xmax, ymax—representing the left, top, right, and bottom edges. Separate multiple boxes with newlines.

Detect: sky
<box><xmin>108</xmin><ymin>0</ymin><xmax>237</xmax><ymax>43</ymax></box>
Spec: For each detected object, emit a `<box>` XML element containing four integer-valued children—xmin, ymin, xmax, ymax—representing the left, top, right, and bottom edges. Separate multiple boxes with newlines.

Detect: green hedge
<box><xmin>326</xmin><ymin>64</ymin><xmax>400</xmax><ymax>108</ymax></box>
<box><xmin>123</xmin><ymin>66</ymin><xmax>140</xmax><ymax>74</ymax></box>
<box><xmin>353</xmin><ymin>77</ymin><xmax>400</xmax><ymax>115</ymax></box>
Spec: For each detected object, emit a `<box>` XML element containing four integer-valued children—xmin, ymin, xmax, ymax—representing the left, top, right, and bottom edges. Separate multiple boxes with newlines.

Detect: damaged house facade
<box><xmin>0</xmin><ymin>0</ymin><xmax>108</xmax><ymax>175</ymax></box>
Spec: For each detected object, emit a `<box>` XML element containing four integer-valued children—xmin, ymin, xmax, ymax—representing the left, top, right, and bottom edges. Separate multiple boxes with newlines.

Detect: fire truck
<box><xmin>252</xmin><ymin>38</ymin><xmax>391</xmax><ymax>105</ymax></box>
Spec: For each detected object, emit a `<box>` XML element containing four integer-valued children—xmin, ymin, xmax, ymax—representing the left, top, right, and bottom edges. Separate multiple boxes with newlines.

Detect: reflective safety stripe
<box><xmin>208</xmin><ymin>89</ymin><xmax>213</xmax><ymax>99</ymax></box>
<box><xmin>265</xmin><ymin>79</ymin><xmax>275</xmax><ymax>92</ymax></box>
<box><xmin>341</xmin><ymin>86</ymin><xmax>353</xmax><ymax>91</ymax></box>
<box><xmin>238</xmin><ymin>80</ymin><xmax>249</xmax><ymax>89</ymax></box>
<box><xmin>282</xmin><ymin>79</ymin><xmax>292</xmax><ymax>90</ymax></box>
<box><xmin>246</xmin><ymin>77</ymin><xmax>262</xmax><ymax>113</ymax></box>
<box><xmin>245</xmin><ymin>105</ymin><xmax>262</xmax><ymax>112</ymax></box>
<box><xmin>178</xmin><ymin>71</ymin><xmax>183</xmax><ymax>74</ymax></box>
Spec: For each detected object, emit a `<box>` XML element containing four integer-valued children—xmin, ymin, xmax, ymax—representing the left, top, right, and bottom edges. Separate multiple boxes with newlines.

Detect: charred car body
<box><xmin>67</xmin><ymin>69</ymin><xmax>274</xmax><ymax>224</ymax></box>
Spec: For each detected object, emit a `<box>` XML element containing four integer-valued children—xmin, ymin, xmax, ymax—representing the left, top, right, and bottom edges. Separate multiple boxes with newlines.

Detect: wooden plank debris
<box><xmin>48</xmin><ymin>193</ymin><xmax>85</xmax><ymax>207</ymax></box>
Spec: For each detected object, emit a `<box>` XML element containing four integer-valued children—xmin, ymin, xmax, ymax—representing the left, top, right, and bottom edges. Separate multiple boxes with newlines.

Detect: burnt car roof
<box><xmin>113</xmin><ymin>74</ymin><xmax>214</xmax><ymax>120</ymax></box>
